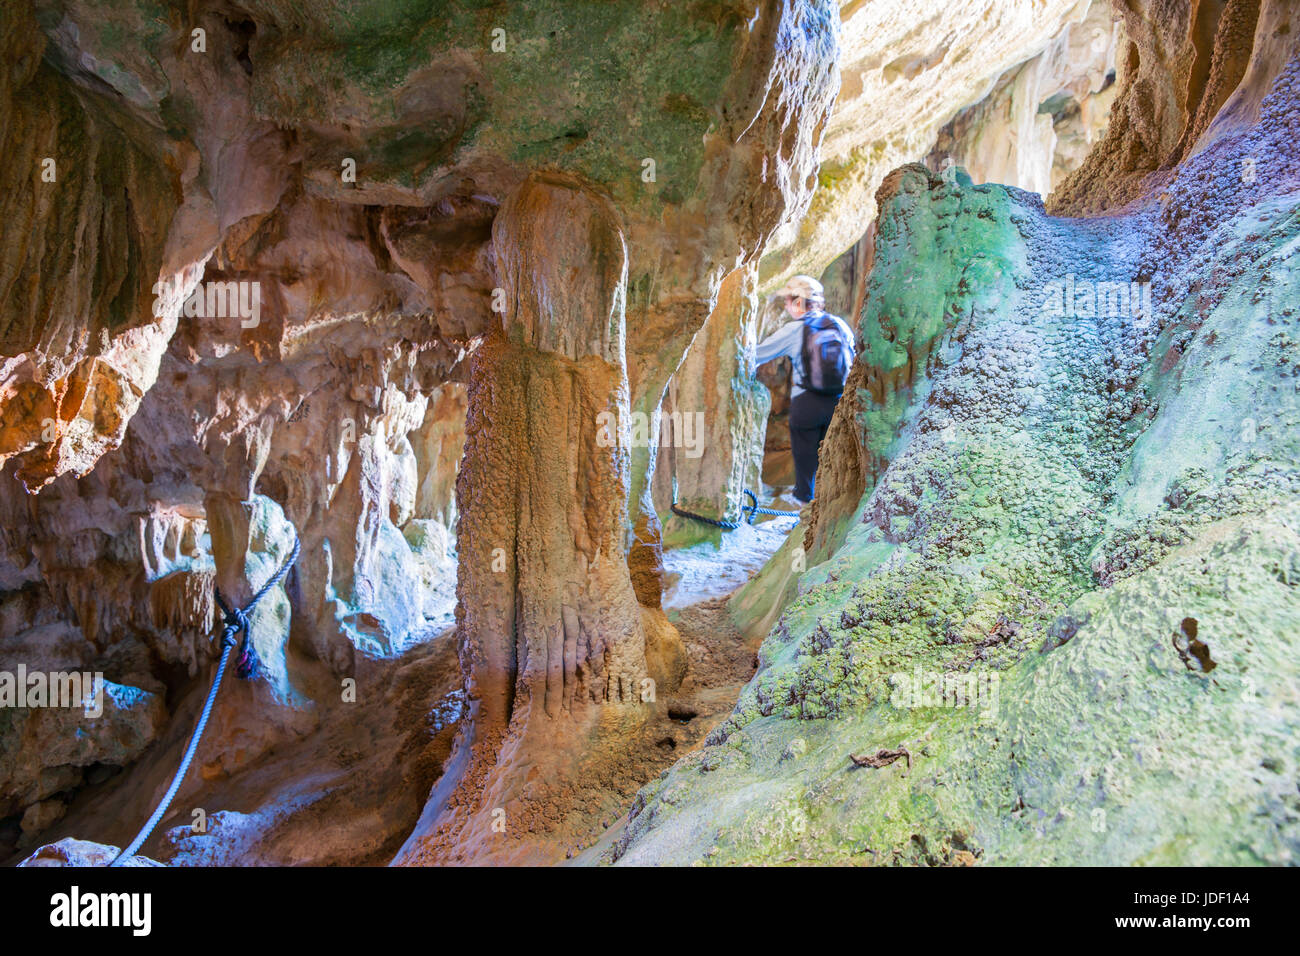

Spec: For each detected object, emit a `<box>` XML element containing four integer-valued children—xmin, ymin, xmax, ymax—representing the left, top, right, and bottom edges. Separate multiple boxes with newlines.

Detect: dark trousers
<box><xmin>788</xmin><ymin>390</ymin><xmax>839</xmax><ymax>503</ymax></box>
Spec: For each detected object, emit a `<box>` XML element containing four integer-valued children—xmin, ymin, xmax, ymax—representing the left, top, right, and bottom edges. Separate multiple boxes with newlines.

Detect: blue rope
<box><xmin>741</xmin><ymin>489</ymin><xmax>801</xmax><ymax>522</ymax></box>
<box><xmin>109</xmin><ymin>638</ymin><xmax>235</xmax><ymax>866</ymax></box>
<box><xmin>670</xmin><ymin>487</ymin><xmax>800</xmax><ymax>530</ymax></box>
<box><xmin>109</xmin><ymin>536</ymin><xmax>299</xmax><ymax>866</ymax></box>
<box><xmin>670</xmin><ymin>502</ymin><xmax>742</xmax><ymax>530</ymax></box>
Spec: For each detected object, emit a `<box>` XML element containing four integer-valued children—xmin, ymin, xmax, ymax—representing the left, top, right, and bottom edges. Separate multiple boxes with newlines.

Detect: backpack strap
<box><xmin>799</xmin><ymin>311</ymin><xmax>850</xmax><ymax>397</ymax></box>
<box><xmin>796</xmin><ymin>311</ymin><xmax>843</xmax><ymax>391</ymax></box>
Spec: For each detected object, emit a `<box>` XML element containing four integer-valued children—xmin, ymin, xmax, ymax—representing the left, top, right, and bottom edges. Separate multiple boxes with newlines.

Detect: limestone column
<box><xmin>654</xmin><ymin>264</ymin><xmax>770</xmax><ymax>547</ymax></box>
<box><xmin>455</xmin><ymin>171</ymin><xmax>651</xmax><ymax>747</ymax></box>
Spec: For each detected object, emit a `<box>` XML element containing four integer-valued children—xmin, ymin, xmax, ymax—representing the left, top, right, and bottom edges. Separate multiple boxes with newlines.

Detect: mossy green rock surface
<box><xmin>613</xmin><ymin>147</ymin><xmax>1300</xmax><ymax>865</ymax></box>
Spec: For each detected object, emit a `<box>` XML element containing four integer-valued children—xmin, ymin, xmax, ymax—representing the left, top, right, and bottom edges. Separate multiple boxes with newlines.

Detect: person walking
<box><xmin>753</xmin><ymin>275</ymin><xmax>856</xmax><ymax>504</ymax></box>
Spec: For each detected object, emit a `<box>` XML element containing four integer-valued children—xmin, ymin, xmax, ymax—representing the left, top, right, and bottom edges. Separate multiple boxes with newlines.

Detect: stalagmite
<box><xmin>3</xmin><ymin>0</ymin><xmax>1298</xmax><ymax>887</ymax></box>
<box><xmin>654</xmin><ymin>265</ymin><xmax>771</xmax><ymax>546</ymax></box>
<box><xmin>463</xmin><ymin>171</ymin><xmax>652</xmax><ymax>719</ymax></box>
<box><xmin>397</xmin><ymin>172</ymin><xmax>681</xmax><ymax>861</ymax></box>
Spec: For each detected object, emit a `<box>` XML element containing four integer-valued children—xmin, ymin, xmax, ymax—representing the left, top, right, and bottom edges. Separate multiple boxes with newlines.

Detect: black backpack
<box><xmin>800</xmin><ymin>311</ymin><xmax>852</xmax><ymax>395</ymax></box>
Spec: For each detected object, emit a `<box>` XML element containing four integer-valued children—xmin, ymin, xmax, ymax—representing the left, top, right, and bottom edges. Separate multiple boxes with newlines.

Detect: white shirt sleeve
<box><xmin>754</xmin><ymin>320</ymin><xmax>804</xmax><ymax>367</ymax></box>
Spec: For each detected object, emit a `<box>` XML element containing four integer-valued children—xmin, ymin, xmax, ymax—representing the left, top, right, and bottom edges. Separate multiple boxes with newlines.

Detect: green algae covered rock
<box><xmin>612</xmin><ymin>121</ymin><xmax>1300</xmax><ymax>864</ymax></box>
<box><xmin>617</xmin><ymin>505</ymin><xmax>1300</xmax><ymax>866</ymax></box>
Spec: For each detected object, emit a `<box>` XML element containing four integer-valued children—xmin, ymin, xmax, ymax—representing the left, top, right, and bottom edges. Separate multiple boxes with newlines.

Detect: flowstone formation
<box><xmin>763</xmin><ymin>0</ymin><xmax>1111</xmax><ymax>283</ymax></box>
<box><xmin>405</xmin><ymin>172</ymin><xmax>665</xmax><ymax>860</ymax></box>
<box><xmin>4</xmin><ymin>0</ymin><xmax>1296</xmax><ymax>871</ymax></box>
<box><xmin>612</xmin><ymin>41</ymin><xmax>1300</xmax><ymax>865</ymax></box>
<box><xmin>2</xmin><ymin>0</ymin><xmax>842</xmax><ymax>863</ymax></box>
<box><xmin>653</xmin><ymin>265</ymin><xmax>771</xmax><ymax>547</ymax></box>
<box><xmin>928</xmin><ymin>0</ymin><xmax>1124</xmax><ymax>199</ymax></box>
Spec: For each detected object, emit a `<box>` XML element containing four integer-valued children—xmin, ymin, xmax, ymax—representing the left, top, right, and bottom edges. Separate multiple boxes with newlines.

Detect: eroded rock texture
<box><xmin>929</xmin><ymin>0</ymin><xmax>1125</xmax><ymax>198</ymax></box>
<box><xmin>1050</xmin><ymin>0</ymin><xmax>1293</xmax><ymax>214</ymax></box>
<box><xmin>2</xmin><ymin>0</ymin><xmax>841</xmax><ymax>863</ymax></box>
<box><xmin>613</xmin><ymin>5</ymin><xmax>1300</xmax><ymax>865</ymax></box>
<box><xmin>653</xmin><ymin>265</ymin><xmax>770</xmax><ymax>546</ymax></box>
<box><xmin>5</xmin><ymin>0</ymin><xmax>1298</xmax><ymax>870</ymax></box>
<box><xmin>0</xmin><ymin>0</ymin><xmax>182</xmax><ymax>491</ymax></box>
<box><xmin>763</xmin><ymin>0</ymin><xmax>1109</xmax><ymax>286</ymax></box>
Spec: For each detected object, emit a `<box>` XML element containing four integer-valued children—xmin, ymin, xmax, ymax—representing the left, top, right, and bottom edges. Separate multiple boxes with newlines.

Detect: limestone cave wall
<box><xmin>615</xmin><ymin>0</ymin><xmax>1300</xmax><ymax>865</ymax></box>
<box><xmin>3</xmin><ymin>0</ymin><xmax>1298</xmax><ymax>870</ymax></box>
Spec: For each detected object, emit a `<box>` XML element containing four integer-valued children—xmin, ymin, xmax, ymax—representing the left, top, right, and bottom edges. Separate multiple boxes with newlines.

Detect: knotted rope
<box><xmin>669</xmin><ymin>483</ymin><xmax>801</xmax><ymax>530</ymax></box>
<box><xmin>109</xmin><ymin>535</ymin><xmax>300</xmax><ymax>866</ymax></box>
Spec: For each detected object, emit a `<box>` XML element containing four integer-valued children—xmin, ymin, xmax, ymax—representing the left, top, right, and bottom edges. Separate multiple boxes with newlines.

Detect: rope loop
<box><xmin>218</xmin><ymin>603</ymin><xmax>249</xmax><ymax>648</ymax></box>
<box><xmin>670</xmin><ymin>488</ymin><xmax>800</xmax><ymax>530</ymax></box>
<box><xmin>109</xmin><ymin>534</ymin><xmax>299</xmax><ymax>866</ymax></box>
